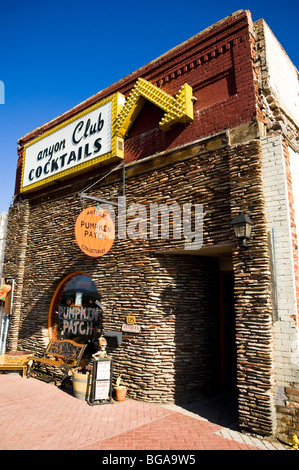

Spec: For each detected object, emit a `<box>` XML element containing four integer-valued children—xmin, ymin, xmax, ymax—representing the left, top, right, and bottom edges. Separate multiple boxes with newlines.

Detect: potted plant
<box><xmin>114</xmin><ymin>375</ymin><xmax>127</xmax><ymax>402</ymax></box>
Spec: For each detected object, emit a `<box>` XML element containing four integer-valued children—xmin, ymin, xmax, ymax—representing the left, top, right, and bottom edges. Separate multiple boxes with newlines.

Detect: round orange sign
<box><xmin>75</xmin><ymin>206</ymin><xmax>115</xmax><ymax>257</ymax></box>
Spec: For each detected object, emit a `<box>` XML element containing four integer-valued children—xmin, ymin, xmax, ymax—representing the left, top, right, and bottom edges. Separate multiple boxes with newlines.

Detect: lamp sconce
<box><xmin>231</xmin><ymin>212</ymin><xmax>253</xmax><ymax>249</ymax></box>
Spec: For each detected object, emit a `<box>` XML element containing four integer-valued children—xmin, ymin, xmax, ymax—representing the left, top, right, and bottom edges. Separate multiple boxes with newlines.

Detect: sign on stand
<box><xmin>88</xmin><ymin>358</ymin><xmax>113</xmax><ymax>406</ymax></box>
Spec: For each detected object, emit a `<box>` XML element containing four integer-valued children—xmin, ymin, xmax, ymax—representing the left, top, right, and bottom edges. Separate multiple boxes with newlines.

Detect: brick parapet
<box><xmin>253</xmin><ymin>19</ymin><xmax>299</xmax><ymax>149</ymax></box>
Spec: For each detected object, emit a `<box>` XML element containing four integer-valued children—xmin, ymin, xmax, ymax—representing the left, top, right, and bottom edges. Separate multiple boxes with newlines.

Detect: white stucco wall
<box><xmin>263</xmin><ymin>23</ymin><xmax>299</xmax><ymax>127</ymax></box>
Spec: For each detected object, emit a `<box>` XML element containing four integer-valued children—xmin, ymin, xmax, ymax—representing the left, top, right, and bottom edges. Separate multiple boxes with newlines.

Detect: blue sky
<box><xmin>0</xmin><ymin>0</ymin><xmax>298</xmax><ymax>214</ymax></box>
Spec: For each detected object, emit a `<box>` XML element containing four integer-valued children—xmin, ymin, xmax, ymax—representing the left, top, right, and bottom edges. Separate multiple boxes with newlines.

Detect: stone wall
<box><xmin>228</xmin><ymin>139</ymin><xmax>277</xmax><ymax>435</ymax></box>
<box><xmin>4</xmin><ymin>137</ymin><xmax>232</xmax><ymax>403</ymax></box>
<box><xmin>4</xmin><ymin>135</ymin><xmax>278</xmax><ymax>433</ymax></box>
<box><xmin>4</xmin><ymin>200</ymin><xmax>30</xmax><ymax>351</ymax></box>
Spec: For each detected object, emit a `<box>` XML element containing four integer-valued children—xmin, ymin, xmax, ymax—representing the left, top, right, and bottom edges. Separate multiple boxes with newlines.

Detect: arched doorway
<box><xmin>48</xmin><ymin>272</ymin><xmax>103</xmax><ymax>353</ymax></box>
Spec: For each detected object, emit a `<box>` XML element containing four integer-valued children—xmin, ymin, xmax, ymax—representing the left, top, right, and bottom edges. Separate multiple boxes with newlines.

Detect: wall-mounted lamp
<box><xmin>231</xmin><ymin>212</ymin><xmax>253</xmax><ymax>248</ymax></box>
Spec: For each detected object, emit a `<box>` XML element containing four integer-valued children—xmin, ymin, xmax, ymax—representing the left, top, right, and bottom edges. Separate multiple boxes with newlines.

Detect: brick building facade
<box><xmin>3</xmin><ymin>10</ymin><xmax>299</xmax><ymax>443</ymax></box>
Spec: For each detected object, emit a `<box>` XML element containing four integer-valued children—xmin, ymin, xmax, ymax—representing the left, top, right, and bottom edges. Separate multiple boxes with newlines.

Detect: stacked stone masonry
<box><xmin>5</xmin><ymin>137</ymin><xmax>276</xmax><ymax>433</ymax></box>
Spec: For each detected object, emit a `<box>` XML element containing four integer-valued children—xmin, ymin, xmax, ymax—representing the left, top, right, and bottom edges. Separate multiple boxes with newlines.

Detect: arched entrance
<box><xmin>48</xmin><ymin>272</ymin><xmax>103</xmax><ymax>353</ymax></box>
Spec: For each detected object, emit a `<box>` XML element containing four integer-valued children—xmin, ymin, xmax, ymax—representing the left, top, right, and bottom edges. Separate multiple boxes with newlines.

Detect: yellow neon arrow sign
<box><xmin>115</xmin><ymin>78</ymin><xmax>194</xmax><ymax>138</ymax></box>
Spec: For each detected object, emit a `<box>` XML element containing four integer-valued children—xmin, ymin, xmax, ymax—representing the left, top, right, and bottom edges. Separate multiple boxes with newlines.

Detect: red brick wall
<box><xmin>123</xmin><ymin>11</ymin><xmax>257</xmax><ymax>162</ymax></box>
<box><xmin>14</xmin><ymin>10</ymin><xmax>257</xmax><ymax>196</ymax></box>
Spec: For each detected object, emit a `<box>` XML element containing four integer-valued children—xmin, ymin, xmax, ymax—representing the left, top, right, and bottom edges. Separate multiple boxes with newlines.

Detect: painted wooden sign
<box><xmin>75</xmin><ymin>206</ymin><xmax>115</xmax><ymax>257</ymax></box>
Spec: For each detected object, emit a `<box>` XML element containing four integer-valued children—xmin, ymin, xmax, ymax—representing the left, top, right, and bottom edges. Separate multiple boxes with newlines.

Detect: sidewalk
<box><xmin>0</xmin><ymin>374</ymin><xmax>289</xmax><ymax>451</ymax></box>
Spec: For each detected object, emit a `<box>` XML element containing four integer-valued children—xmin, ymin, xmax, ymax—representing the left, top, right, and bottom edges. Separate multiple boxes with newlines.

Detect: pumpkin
<box><xmin>75</xmin><ymin>206</ymin><xmax>115</xmax><ymax>257</ymax></box>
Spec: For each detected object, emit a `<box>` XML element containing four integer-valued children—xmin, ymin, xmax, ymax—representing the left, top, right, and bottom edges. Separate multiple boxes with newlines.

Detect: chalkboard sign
<box><xmin>88</xmin><ymin>357</ymin><xmax>113</xmax><ymax>405</ymax></box>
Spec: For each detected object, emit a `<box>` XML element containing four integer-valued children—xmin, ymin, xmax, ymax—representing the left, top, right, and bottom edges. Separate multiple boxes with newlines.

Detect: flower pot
<box><xmin>114</xmin><ymin>386</ymin><xmax>127</xmax><ymax>402</ymax></box>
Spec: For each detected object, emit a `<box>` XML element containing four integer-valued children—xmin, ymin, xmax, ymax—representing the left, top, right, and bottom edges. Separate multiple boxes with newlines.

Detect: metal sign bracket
<box><xmin>78</xmin><ymin>161</ymin><xmax>125</xmax><ymax>208</ymax></box>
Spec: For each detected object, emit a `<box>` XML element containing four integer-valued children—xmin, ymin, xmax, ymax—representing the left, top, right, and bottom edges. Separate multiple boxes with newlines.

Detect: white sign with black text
<box><xmin>21</xmin><ymin>93</ymin><xmax>124</xmax><ymax>192</ymax></box>
<box><xmin>21</xmin><ymin>97</ymin><xmax>118</xmax><ymax>192</ymax></box>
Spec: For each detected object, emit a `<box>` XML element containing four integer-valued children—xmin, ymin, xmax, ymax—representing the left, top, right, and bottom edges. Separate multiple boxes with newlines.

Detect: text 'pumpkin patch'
<box><xmin>75</xmin><ymin>206</ymin><xmax>115</xmax><ymax>257</ymax></box>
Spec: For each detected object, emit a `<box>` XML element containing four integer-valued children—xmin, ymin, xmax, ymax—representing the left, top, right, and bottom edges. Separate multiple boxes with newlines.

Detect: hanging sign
<box><xmin>20</xmin><ymin>92</ymin><xmax>125</xmax><ymax>193</ymax></box>
<box><xmin>75</xmin><ymin>206</ymin><xmax>115</xmax><ymax>257</ymax></box>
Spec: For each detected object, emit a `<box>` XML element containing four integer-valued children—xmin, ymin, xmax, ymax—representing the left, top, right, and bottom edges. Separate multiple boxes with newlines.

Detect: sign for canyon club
<box><xmin>20</xmin><ymin>93</ymin><xmax>124</xmax><ymax>193</ymax></box>
<box><xmin>75</xmin><ymin>206</ymin><xmax>115</xmax><ymax>257</ymax></box>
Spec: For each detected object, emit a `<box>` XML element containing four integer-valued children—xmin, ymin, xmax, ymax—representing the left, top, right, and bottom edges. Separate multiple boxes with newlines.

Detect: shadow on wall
<box><xmin>162</xmin><ymin>254</ymin><xmax>220</xmax><ymax>403</ymax></box>
<box><xmin>130</xmin><ymin>253</ymin><xmax>221</xmax><ymax>404</ymax></box>
<box><xmin>14</xmin><ymin>251</ymin><xmax>222</xmax><ymax>404</ymax></box>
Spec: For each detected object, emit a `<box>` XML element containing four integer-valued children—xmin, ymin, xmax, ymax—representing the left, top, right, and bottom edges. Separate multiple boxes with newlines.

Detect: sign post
<box><xmin>88</xmin><ymin>357</ymin><xmax>113</xmax><ymax>406</ymax></box>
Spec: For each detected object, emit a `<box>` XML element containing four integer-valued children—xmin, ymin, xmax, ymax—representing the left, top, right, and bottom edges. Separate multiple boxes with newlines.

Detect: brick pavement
<box><xmin>0</xmin><ymin>374</ymin><xmax>288</xmax><ymax>451</ymax></box>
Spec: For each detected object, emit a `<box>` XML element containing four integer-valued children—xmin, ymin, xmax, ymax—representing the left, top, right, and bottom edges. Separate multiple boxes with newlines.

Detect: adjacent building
<box><xmin>0</xmin><ymin>212</ymin><xmax>8</xmax><ymax>281</ymax></box>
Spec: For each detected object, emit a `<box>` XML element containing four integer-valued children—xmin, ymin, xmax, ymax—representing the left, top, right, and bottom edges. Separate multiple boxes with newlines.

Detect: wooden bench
<box><xmin>27</xmin><ymin>339</ymin><xmax>87</xmax><ymax>383</ymax></box>
<box><xmin>0</xmin><ymin>351</ymin><xmax>33</xmax><ymax>377</ymax></box>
